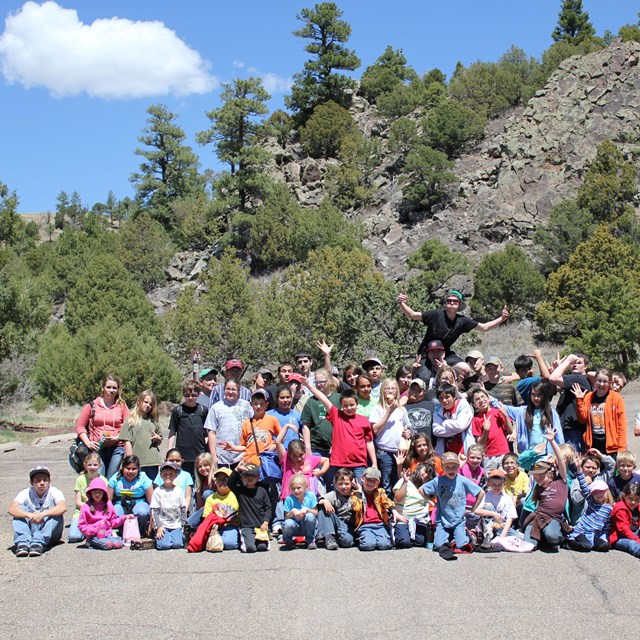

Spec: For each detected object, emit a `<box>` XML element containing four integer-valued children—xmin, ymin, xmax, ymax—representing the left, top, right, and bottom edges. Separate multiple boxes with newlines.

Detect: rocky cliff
<box><xmin>159</xmin><ymin>40</ymin><xmax>640</xmax><ymax>306</ymax></box>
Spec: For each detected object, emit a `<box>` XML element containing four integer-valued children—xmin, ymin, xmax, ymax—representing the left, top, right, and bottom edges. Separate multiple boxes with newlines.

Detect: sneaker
<box><xmin>438</xmin><ymin>544</ymin><xmax>457</xmax><ymax>561</ymax></box>
<box><xmin>325</xmin><ymin>534</ymin><xmax>339</xmax><ymax>551</ymax></box>
<box><xmin>28</xmin><ymin>544</ymin><xmax>44</xmax><ymax>557</ymax></box>
<box><xmin>453</xmin><ymin>543</ymin><xmax>474</xmax><ymax>555</ymax></box>
<box><xmin>284</xmin><ymin>541</ymin><xmax>296</xmax><ymax>550</ymax></box>
<box><xmin>271</xmin><ymin>524</ymin><xmax>283</xmax><ymax>535</ymax></box>
<box><xmin>15</xmin><ymin>544</ymin><xmax>29</xmax><ymax>557</ymax></box>
<box><xmin>306</xmin><ymin>541</ymin><xmax>317</xmax><ymax>550</ymax></box>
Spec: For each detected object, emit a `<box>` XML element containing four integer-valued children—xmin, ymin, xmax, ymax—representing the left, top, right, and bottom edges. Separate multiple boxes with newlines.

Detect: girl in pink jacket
<box><xmin>78</xmin><ymin>478</ymin><xmax>131</xmax><ymax>550</ymax></box>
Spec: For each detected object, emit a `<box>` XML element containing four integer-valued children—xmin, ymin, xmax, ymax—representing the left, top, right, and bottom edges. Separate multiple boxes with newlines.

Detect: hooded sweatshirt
<box><xmin>78</xmin><ymin>478</ymin><xmax>126</xmax><ymax>538</ymax></box>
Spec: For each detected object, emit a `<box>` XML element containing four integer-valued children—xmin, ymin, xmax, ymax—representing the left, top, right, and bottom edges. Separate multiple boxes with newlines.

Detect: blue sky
<box><xmin>0</xmin><ymin>0</ymin><xmax>636</xmax><ymax>213</ymax></box>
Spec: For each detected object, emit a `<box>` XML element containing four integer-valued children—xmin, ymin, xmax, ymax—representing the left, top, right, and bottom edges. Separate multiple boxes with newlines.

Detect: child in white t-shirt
<box><xmin>475</xmin><ymin>469</ymin><xmax>517</xmax><ymax>547</ymax></box>
<box><xmin>150</xmin><ymin>462</ymin><xmax>187</xmax><ymax>550</ymax></box>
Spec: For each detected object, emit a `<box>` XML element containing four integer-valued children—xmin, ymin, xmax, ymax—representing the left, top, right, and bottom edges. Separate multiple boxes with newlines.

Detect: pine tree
<box><xmin>552</xmin><ymin>0</ymin><xmax>596</xmax><ymax>44</ymax></box>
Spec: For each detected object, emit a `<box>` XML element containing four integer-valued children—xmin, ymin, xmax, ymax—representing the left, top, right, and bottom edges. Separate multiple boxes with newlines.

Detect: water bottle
<box><xmin>425</xmin><ymin>520</ymin><xmax>434</xmax><ymax>549</ymax></box>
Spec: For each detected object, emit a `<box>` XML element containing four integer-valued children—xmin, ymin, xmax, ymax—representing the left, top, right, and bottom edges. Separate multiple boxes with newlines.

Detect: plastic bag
<box><xmin>206</xmin><ymin>524</ymin><xmax>224</xmax><ymax>553</ymax></box>
<box><xmin>491</xmin><ymin>536</ymin><xmax>535</xmax><ymax>553</ymax></box>
<box><xmin>122</xmin><ymin>517</ymin><xmax>141</xmax><ymax>545</ymax></box>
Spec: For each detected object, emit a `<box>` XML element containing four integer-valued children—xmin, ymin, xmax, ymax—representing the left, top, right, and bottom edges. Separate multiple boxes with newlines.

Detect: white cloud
<box><xmin>0</xmin><ymin>1</ymin><xmax>217</xmax><ymax>99</ymax></box>
<box><xmin>232</xmin><ymin>60</ymin><xmax>245</xmax><ymax>69</ymax></box>
<box><xmin>260</xmin><ymin>72</ymin><xmax>292</xmax><ymax>94</ymax></box>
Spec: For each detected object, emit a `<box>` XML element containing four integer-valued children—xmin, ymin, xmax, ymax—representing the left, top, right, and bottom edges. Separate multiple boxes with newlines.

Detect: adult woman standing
<box><xmin>573</xmin><ymin>369</ymin><xmax>627</xmax><ymax>457</ymax></box>
<box><xmin>75</xmin><ymin>374</ymin><xmax>129</xmax><ymax>479</ymax></box>
<box><xmin>204</xmin><ymin>379</ymin><xmax>253</xmax><ymax>468</ymax></box>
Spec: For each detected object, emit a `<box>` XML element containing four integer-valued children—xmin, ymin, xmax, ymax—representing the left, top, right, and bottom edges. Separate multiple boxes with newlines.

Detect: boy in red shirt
<box><xmin>300</xmin><ymin>378</ymin><xmax>376</xmax><ymax>487</ymax></box>
<box><xmin>469</xmin><ymin>388</ymin><xmax>514</xmax><ymax>472</ymax></box>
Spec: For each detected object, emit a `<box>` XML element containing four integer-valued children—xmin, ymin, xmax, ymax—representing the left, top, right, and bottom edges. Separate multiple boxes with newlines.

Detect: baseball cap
<box><xmin>487</xmin><ymin>469</ymin><xmax>506</xmax><ymax>481</ymax></box>
<box><xmin>362</xmin><ymin>467</ymin><xmax>381</xmax><ymax>480</ymax></box>
<box><xmin>445</xmin><ymin>289</ymin><xmax>466</xmax><ymax>310</ymax></box>
<box><xmin>288</xmin><ymin>373</ymin><xmax>304</xmax><ymax>384</ymax></box>
<box><xmin>251</xmin><ymin>388</ymin><xmax>270</xmax><ymax>401</ymax></box>
<box><xmin>214</xmin><ymin>467</ymin><xmax>232</xmax><ymax>478</ymax></box>
<box><xmin>409</xmin><ymin>378</ymin><xmax>427</xmax><ymax>390</ymax></box>
<box><xmin>199</xmin><ymin>367</ymin><xmax>219</xmax><ymax>379</ymax></box>
<box><xmin>466</xmin><ymin>350</ymin><xmax>484</xmax><ymax>360</ymax></box>
<box><xmin>529</xmin><ymin>460</ymin><xmax>552</xmax><ymax>475</ymax></box>
<box><xmin>225</xmin><ymin>359</ymin><xmax>243</xmax><ymax>370</ymax></box>
<box><xmin>160</xmin><ymin>462</ymin><xmax>180</xmax><ymax>473</ymax></box>
<box><xmin>426</xmin><ymin>340</ymin><xmax>445</xmax><ymax>353</ymax></box>
<box><xmin>362</xmin><ymin>357</ymin><xmax>383</xmax><ymax>370</ymax></box>
<box><xmin>241</xmin><ymin>464</ymin><xmax>261</xmax><ymax>476</ymax></box>
<box><xmin>29</xmin><ymin>465</ymin><xmax>51</xmax><ymax>480</ymax></box>
<box><xmin>441</xmin><ymin>452</ymin><xmax>461</xmax><ymax>466</ymax></box>
<box><xmin>258</xmin><ymin>367</ymin><xmax>272</xmax><ymax>377</ymax></box>
<box><xmin>485</xmin><ymin>356</ymin><xmax>502</xmax><ymax>366</ymax></box>
<box><xmin>589</xmin><ymin>479</ymin><xmax>609</xmax><ymax>494</ymax></box>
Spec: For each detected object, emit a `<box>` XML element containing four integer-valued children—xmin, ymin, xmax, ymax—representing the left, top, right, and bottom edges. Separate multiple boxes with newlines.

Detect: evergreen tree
<box><xmin>130</xmin><ymin>104</ymin><xmax>202</xmax><ymax>230</ymax></box>
<box><xmin>197</xmin><ymin>78</ymin><xmax>272</xmax><ymax>218</ymax></box>
<box><xmin>285</xmin><ymin>2</ymin><xmax>361</xmax><ymax>122</ymax></box>
<box><xmin>359</xmin><ymin>45</ymin><xmax>416</xmax><ymax>103</ymax></box>
<box><xmin>552</xmin><ymin>0</ymin><xmax>596</xmax><ymax>44</ymax></box>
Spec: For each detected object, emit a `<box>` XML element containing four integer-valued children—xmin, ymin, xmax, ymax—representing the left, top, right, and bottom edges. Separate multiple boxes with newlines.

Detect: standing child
<box><xmin>228</xmin><ymin>462</ymin><xmax>272</xmax><ymax>553</ymax></box>
<box><xmin>68</xmin><ymin>452</ymin><xmax>106</xmax><ymax>543</ymax></box>
<box><xmin>267</xmin><ymin>384</ymin><xmax>302</xmax><ymax>451</ymax></box>
<box><xmin>469</xmin><ymin>388</ymin><xmax>513</xmax><ymax>471</ymax></box>
<box><xmin>317</xmin><ymin>468</ymin><xmax>357</xmax><ymax>550</ymax></box>
<box><xmin>432</xmin><ymin>383</ymin><xmax>474</xmax><ymax>456</ymax></box>
<box><xmin>351</xmin><ymin>467</ymin><xmax>403</xmax><ymax>551</ymax></box>
<box><xmin>119</xmin><ymin>390</ymin><xmax>163</xmax><ymax>480</ymax></box>
<box><xmin>78</xmin><ymin>477</ymin><xmax>130</xmax><ymax>550</ymax></box>
<box><xmin>610</xmin><ymin>482</ymin><xmax>640</xmax><ymax>558</ymax></box>
<box><xmin>167</xmin><ymin>380</ymin><xmax>208</xmax><ymax>478</ymax></box>
<box><xmin>301</xmin><ymin>378</ymin><xmax>376</xmax><ymax>486</ymax></box>
<box><xmin>150</xmin><ymin>461</ymin><xmax>188</xmax><ymax>550</ymax></box>
<box><xmin>282</xmin><ymin>474</ymin><xmax>319</xmax><ymax>550</ymax></box>
<box><xmin>419</xmin><ymin>452</ymin><xmax>485</xmax><ymax>560</ymax></box>
<box><xmin>9</xmin><ymin>466</ymin><xmax>67</xmax><ymax>557</ymax></box>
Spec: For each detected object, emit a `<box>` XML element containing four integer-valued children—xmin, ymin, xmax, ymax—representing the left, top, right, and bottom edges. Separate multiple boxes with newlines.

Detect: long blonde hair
<box><xmin>126</xmin><ymin>390</ymin><xmax>158</xmax><ymax>428</ymax></box>
<box><xmin>194</xmin><ymin>453</ymin><xmax>215</xmax><ymax>495</ymax></box>
<box><xmin>378</xmin><ymin>378</ymin><xmax>400</xmax><ymax>410</ymax></box>
<box><xmin>102</xmin><ymin>373</ymin><xmax>127</xmax><ymax>408</ymax></box>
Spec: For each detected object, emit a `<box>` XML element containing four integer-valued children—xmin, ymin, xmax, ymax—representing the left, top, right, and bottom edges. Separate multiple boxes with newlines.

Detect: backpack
<box><xmin>68</xmin><ymin>401</ymin><xmax>95</xmax><ymax>473</ymax></box>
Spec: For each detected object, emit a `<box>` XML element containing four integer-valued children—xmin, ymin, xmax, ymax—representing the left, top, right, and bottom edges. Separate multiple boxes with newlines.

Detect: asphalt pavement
<box><xmin>1</xmin><ymin>431</ymin><xmax>640</xmax><ymax>640</ymax></box>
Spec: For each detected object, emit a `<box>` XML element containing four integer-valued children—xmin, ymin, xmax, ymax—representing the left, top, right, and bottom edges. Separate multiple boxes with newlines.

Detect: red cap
<box><xmin>225</xmin><ymin>359</ymin><xmax>243</xmax><ymax>370</ymax></box>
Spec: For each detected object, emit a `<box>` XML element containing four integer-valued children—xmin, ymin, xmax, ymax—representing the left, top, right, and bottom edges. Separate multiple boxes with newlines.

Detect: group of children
<box><xmin>9</xmin><ymin>434</ymin><xmax>640</xmax><ymax>560</ymax></box>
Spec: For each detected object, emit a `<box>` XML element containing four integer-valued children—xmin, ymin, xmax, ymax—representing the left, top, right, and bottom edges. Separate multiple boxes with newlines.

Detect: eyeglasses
<box><xmin>445</xmin><ymin>299</ymin><xmax>460</xmax><ymax>305</ymax></box>
<box><xmin>185</xmin><ymin>393</ymin><xmax>199</xmax><ymax>398</ymax></box>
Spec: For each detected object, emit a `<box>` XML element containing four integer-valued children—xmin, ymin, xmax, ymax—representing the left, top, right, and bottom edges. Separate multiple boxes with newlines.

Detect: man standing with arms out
<box><xmin>396</xmin><ymin>289</ymin><xmax>509</xmax><ymax>377</ymax></box>
<box><xmin>209</xmin><ymin>359</ymin><xmax>251</xmax><ymax>406</ymax></box>
<box><xmin>549</xmin><ymin>353</ymin><xmax>591</xmax><ymax>453</ymax></box>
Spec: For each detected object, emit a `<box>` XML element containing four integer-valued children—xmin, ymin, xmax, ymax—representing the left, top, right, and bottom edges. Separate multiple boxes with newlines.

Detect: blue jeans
<box><xmin>88</xmin><ymin>535</ymin><xmax>123</xmax><ymax>550</ymax></box>
<box><xmin>393</xmin><ymin>521</ymin><xmax>427</xmax><ymax>548</ymax></box>
<box><xmin>283</xmin><ymin>513</ymin><xmax>317</xmax><ymax>544</ymax></box>
<box><xmin>524</xmin><ymin>519</ymin><xmax>562</xmax><ymax>548</ymax></box>
<box><xmin>357</xmin><ymin>522</ymin><xmax>392</xmax><ymax>551</ymax></box>
<box><xmin>13</xmin><ymin>512</ymin><xmax>64</xmax><ymax>548</ymax></box>
<box><xmin>433</xmin><ymin>522</ymin><xmax>468</xmax><ymax>549</ymax></box>
<box><xmin>613</xmin><ymin>538</ymin><xmax>640</xmax><ymax>558</ymax></box>
<box><xmin>68</xmin><ymin>516</ymin><xmax>83</xmax><ymax>543</ymax></box>
<box><xmin>100</xmin><ymin>445</ymin><xmax>125</xmax><ymax>479</ymax></box>
<box><xmin>376</xmin><ymin>449</ymin><xmax>398</xmax><ymax>496</ymax></box>
<box><xmin>219</xmin><ymin>526</ymin><xmax>240</xmax><ymax>550</ymax></box>
<box><xmin>317</xmin><ymin>510</ymin><xmax>354</xmax><ymax>547</ymax></box>
<box><xmin>114</xmin><ymin>501</ymin><xmax>150</xmax><ymax>518</ymax></box>
<box><xmin>156</xmin><ymin>527</ymin><xmax>184</xmax><ymax>550</ymax></box>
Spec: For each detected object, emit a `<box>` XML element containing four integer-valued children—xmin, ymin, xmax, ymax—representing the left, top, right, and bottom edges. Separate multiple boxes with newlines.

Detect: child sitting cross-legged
<box><xmin>610</xmin><ymin>482</ymin><xmax>640</xmax><ymax>558</ymax></box>
<box><xmin>352</xmin><ymin>467</ymin><xmax>404</xmax><ymax>551</ymax></box>
<box><xmin>419</xmin><ymin>452</ymin><xmax>485</xmax><ymax>560</ymax></box>
<box><xmin>282</xmin><ymin>473</ymin><xmax>318</xmax><ymax>550</ymax></box>
<box><xmin>317</xmin><ymin>468</ymin><xmax>357</xmax><ymax>550</ymax></box>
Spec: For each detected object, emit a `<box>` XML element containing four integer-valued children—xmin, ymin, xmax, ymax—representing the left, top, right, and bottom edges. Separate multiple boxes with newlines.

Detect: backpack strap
<box><xmin>249</xmin><ymin>419</ymin><xmax>261</xmax><ymax>462</ymax></box>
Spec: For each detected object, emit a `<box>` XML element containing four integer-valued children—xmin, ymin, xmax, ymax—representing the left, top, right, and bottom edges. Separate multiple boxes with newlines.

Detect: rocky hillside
<box><xmin>158</xmin><ymin>40</ymin><xmax>640</xmax><ymax>306</ymax></box>
<box><xmin>272</xmin><ymin>40</ymin><xmax>640</xmax><ymax>278</ymax></box>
